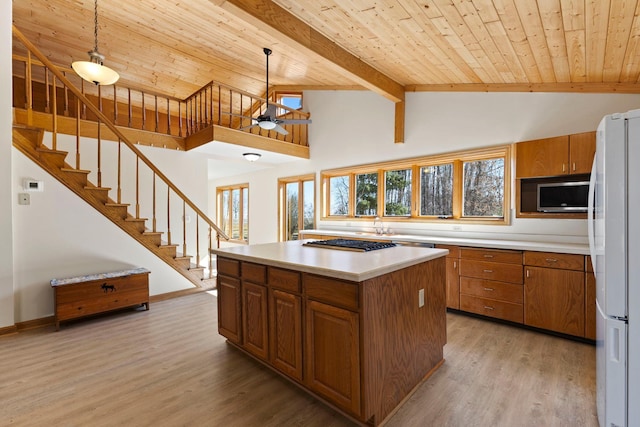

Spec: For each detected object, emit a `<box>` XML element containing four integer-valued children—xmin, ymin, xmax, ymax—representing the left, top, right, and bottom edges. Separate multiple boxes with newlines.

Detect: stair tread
<box><xmin>142</xmin><ymin>231</ymin><xmax>163</xmax><ymax>236</ymax></box>
<box><xmin>85</xmin><ymin>186</ymin><xmax>111</xmax><ymax>191</ymax></box>
<box><xmin>36</xmin><ymin>147</ymin><xmax>68</xmax><ymax>155</ymax></box>
<box><xmin>60</xmin><ymin>168</ymin><xmax>90</xmax><ymax>174</ymax></box>
<box><xmin>105</xmin><ymin>203</ymin><xmax>130</xmax><ymax>207</ymax></box>
<box><xmin>124</xmin><ymin>217</ymin><xmax>148</xmax><ymax>222</ymax></box>
<box><xmin>160</xmin><ymin>244</ymin><xmax>179</xmax><ymax>248</ymax></box>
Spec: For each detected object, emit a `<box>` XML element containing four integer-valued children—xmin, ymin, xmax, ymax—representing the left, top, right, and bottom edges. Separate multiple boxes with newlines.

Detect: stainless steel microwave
<box><xmin>537</xmin><ymin>181</ymin><xmax>589</xmax><ymax>212</ymax></box>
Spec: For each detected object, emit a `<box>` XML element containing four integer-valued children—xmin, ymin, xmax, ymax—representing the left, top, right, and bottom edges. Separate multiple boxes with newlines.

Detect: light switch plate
<box><xmin>418</xmin><ymin>288</ymin><xmax>425</xmax><ymax>307</ymax></box>
<box><xmin>18</xmin><ymin>193</ymin><xmax>30</xmax><ymax>205</ymax></box>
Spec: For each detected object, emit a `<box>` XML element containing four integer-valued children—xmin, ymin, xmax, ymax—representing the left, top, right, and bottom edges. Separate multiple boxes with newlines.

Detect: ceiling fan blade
<box><xmin>264</xmin><ymin>104</ymin><xmax>277</xmax><ymax>118</ymax></box>
<box><xmin>272</xmin><ymin>124</ymin><xmax>289</xmax><ymax>135</ymax></box>
<box><xmin>239</xmin><ymin>124</ymin><xmax>259</xmax><ymax>131</ymax></box>
<box><xmin>276</xmin><ymin>119</ymin><xmax>312</xmax><ymax>125</ymax></box>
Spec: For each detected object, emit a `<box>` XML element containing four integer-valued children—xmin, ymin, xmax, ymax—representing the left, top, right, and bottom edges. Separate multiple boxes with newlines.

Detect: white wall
<box><xmin>0</xmin><ymin>1</ymin><xmax>14</xmax><ymax>328</ymax></box>
<box><xmin>11</xmin><ymin>136</ymin><xmax>211</xmax><ymax>323</ymax></box>
<box><xmin>212</xmin><ymin>90</ymin><xmax>640</xmax><ymax>245</ymax></box>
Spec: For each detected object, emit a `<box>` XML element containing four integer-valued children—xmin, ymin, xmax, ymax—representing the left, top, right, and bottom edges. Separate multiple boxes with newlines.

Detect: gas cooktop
<box><xmin>303</xmin><ymin>239</ymin><xmax>396</xmax><ymax>252</ymax></box>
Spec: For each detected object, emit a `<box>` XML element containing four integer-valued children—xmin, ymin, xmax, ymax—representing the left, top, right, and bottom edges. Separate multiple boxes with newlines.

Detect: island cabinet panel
<box><xmin>305</xmin><ymin>300</ymin><xmax>361</xmax><ymax>417</ymax></box>
<box><xmin>361</xmin><ymin>257</ymin><xmax>447</xmax><ymax>424</ymax></box>
<box><xmin>242</xmin><ymin>282</ymin><xmax>269</xmax><ymax>361</ymax></box>
<box><xmin>524</xmin><ymin>266</ymin><xmax>585</xmax><ymax>336</ymax></box>
<box><xmin>437</xmin><ymin>244</ymin><xmax>460</xmax><ymax>309</ymax></box>
<box><xmin>241</xmin><ymin>262</ymin><xmax>266</xmax><ymax>284</ymax></box>
<box><xmin>304</xmin><ymin>274</ymin><xmax>359</xmax><ymax>311</ymax></box>
<box><xmin>269</xmin><ymin>289</ymin><xmax>303</xmax><ymax>382</ymax></box>
<box><xmin>217</xmin><ymin>274</ymin><xmax>242</xmax><ymax>344</ymax></box>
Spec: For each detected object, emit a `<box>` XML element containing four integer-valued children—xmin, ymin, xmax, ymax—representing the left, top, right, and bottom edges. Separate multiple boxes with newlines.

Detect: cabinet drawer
<box><xmin>436</xmin><ymin>244</ymin><xmax>459</xmax><ymax>258</ymax></box>
<box><xmin>242</xmin><ymin>262</ymin><xmax>267</xmax><ymax>284</ymax></box>
<box><xmin>460</xmin><ymin>277</ymin><xmax>523</xmax><ymax>304</ymax></box>
<box><xmin>460</xmin><ymin>294</ymin><xmax>523</xmax><ymax>323</ymax></box>
<box><xmin>524</xmin><ymin>251</ymin><xmax>584</xmax><ymax>271</ymax></box>
<box><xmin>304</xmin><ymin>274</ymin><xmax>359</xmax><ymax>312</ymax></box>
<box><xmin>459</xmin><ymin>259</ymin><xmax>523</xmax><ymax>284</ymax></box>
<box><xmin>217</xmin><ymin>257</ymin><xmax>240</xmax><ymax>277</ymax></box>
<box><xmin>269</xmin><ymin>267</ymin><xmax>301</xmax><ymax>293</ymax></box>
<box><xmin>460</xmin><ymin>248</ymin><xmax>522</xmax><ymax>264</ymax></box>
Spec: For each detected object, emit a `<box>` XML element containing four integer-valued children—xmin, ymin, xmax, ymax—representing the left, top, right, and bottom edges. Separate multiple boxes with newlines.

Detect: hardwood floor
<box><xmin>0</xmin><ymin>292</ymin><xmax>597</xmax><ymax>427</ymax></box>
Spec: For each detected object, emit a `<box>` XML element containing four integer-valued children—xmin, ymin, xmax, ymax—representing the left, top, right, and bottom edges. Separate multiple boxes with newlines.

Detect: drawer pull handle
<box><xmin>101</xmin><ymin>283</ymin><xmax>116</xmax><ymax>293</ymax></box>
<box><xmin>453</xmin><ymin>261</ymin><xmax>457</xmax><ymax>269</ymax></box>
<box><xmin>483</xmin><ymin>254</ymin><xmax>494</xmax><ymax>258</ymax></box>
<box><xmin>526</xmin><ymin>269</ymin><xmax>530</xmax><ymax>278</ymax></box>
<box><xmin>483</xmin><ymin>287</ymin><xmax>494</xmax><ymax>291</ymax></box>
<box><xmin>483</xmin><ymin>306</ymin><xmax>494</xmax><ymax>310</ymax></box>
<box><xmin>545</xmin><ymin>258</ymin><xmax>558</xmax><ymax>263</ymax></box>
<box><xmin>483</xmin><ymin>269</ymin><xmax>493</xmax><ymax>273</ymax></box>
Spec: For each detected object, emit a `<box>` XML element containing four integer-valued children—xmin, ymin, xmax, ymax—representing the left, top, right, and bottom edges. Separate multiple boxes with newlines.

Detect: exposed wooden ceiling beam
<box><xmin>211</xmin><ymin>0</ymin><xmax>405</xmax><ymax>103</ymax></box>
<box><xmin>406</xmin><ymin>83</ymin><xmax>640</xmax><ymax>93</ymax></box>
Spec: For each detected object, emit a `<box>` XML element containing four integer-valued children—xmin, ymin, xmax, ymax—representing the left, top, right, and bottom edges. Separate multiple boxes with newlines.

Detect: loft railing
<box><xmin>12</xmin><ymin>57</ymin><xmax>310</xmax><ymax>148</ymax></box>
<box><xmin>184</xmin><ymin>81</ymin><xmax>310</xmax><ymax>146</ymax></box>
<box><xmin>12</xmin><ymin>25</ymin><xmax>228</xmax><ymax>279</ymax></box>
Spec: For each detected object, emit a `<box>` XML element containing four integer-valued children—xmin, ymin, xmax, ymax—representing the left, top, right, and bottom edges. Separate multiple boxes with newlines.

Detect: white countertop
<box><xmin>212</xmin><ymin>240</ymin><xmax>448</xmax><ymax>282</ymax></box>
<box><xmin>300</xmin><ymin>230</ymin><xmax>590</xmax><ymax>255</ymax></box>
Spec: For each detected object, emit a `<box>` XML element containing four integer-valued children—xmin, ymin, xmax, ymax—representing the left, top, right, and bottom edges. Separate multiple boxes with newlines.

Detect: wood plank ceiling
<box><xmin>11</xmin><ymin>0</ymin><xmax>640</xmax><ymax>103</ymax></box>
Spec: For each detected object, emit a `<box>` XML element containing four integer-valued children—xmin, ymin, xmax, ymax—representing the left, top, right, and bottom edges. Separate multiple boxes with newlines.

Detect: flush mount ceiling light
<box><xmin>243</xmin><ymin>153</ymin><xmax>262</xmax><ymax>162</ymax></box>
<box><xmin>71</xmin><ymin>0</ymin><xmax>119</xmax><ymax>86</ymax></box>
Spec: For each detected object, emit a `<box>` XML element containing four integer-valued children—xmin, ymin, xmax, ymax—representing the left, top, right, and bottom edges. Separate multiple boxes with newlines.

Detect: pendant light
<box><xmin>72</xmin><ymin>0</ymin><xmax>119</xmax><ymax>86</ymax></box>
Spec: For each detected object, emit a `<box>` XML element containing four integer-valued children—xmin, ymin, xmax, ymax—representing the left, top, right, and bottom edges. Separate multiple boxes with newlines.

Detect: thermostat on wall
<box><xmin>23</xmin><ymin>179</ymin><xmax>44</xmax><ymax>192</ymax></box>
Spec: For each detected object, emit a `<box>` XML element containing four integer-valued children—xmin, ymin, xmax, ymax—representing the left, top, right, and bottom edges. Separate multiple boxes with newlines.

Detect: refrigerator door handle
<box><xmin>588</xmin><ymin>158</ymin><xmax>597</xmax><ymax>272</ymax></box>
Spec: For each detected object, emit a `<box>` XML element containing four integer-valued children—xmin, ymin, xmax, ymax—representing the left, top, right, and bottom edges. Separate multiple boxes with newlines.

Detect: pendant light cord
<box><xmin>93</xmin><ymin>0</ymin><xmax>99</xmax><ymax>52</ymax></box>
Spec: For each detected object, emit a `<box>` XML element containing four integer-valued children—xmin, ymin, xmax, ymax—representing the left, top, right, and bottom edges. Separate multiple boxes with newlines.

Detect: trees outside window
<box><xmin>384</xmin><ymin>169</ymin><xmax>412</xmax><ymax>216</ymax></box>
<box><xmin>329</xmin><ymin>175</ymin><xmax>349</xmax><ymax>215</ymax></box>
<box><xmin>463</xmin><ymin>158</ymin><xmax>504</xmax><ymax>217</ymax></box>
<box><xmin>420</xmin><ymin>164</ymin><xmax>453</xmax><ymax>217</ymax></box>
<box><xmin>355</xmin><ymin>172</ymin><xmax>378</xmax><ymax>216</ymax></box>
<box><xmin>279</xmin><ymin>175</ymin><xmax>315</xmax><ymax>241</ymax></box>
<box><xmin>217</xmin><ymin>184</ymin><xmax>248</xmax><ymax>242</ymax></box>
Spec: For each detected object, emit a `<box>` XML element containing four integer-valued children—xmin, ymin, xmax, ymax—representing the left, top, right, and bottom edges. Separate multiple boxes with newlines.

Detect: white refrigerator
<box><xmin>589</xmin><ymin>110</ymin><xmax>640</xmax><ymax>427</ymax></box>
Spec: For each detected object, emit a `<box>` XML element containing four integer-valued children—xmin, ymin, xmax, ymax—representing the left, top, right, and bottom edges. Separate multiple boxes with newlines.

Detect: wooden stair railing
<box><xmin>12</xmin><ymin>25</ymin><xmax>229</xmax><ymax>288</ymax></box>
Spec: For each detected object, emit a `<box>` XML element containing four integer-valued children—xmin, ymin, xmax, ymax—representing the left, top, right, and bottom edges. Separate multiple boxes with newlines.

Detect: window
<box><xmin>462</xmin><ymin>158</ymin><xmax>505</xmax><ymax>217</ymax></box>
<box><xmin>384</xmin><ymin>168</ymin><xmax>412</xmax><ymax>216</ymax></box>
<box><xmin>420</xmin><ymin>164</ymin><xmax>453</xmax><ymax>217</ymax></box>
<box><xmin>216</xmin><ymin>184</ymin><xmax>249</xmax><ymax>242</ymax></box>
<box><xmin>278</xmin><ymin>175</ymin><xmax>315</xmax><ymax>241</ymax></box>
<box><xmin>275</xmin><ymin>92</ymin><xmax>303</xmax><ymax>115</ymax></box>
<box><xmin>328</xmin><ymin>175</ymin><xmax>349</xmax><ymax>216</ymax></box>
<box><xmin>320</xmin><ymin>145</ymin><xmax>510</xmax><ymax>224</ymax></box>
<box><xmin>355</xmin><ymin>172</ymin><xmax>378</xmax><ymax>216</ymax></box>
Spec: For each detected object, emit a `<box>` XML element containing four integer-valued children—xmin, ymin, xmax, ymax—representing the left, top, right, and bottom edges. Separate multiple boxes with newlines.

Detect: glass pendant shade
<box><xmin>243</xmin><ymin>153</ymin><xmax>262</xmax><ymax>162</ymax></box>
<box><xmin>72</xmin><ymin>50</ymin><xmax>119</xmax><ymax>86</ymax></box>
<box><xmin>258</xmin><ymin>121</ymin><xmax>277</xmax><ymax>130</ymax></box>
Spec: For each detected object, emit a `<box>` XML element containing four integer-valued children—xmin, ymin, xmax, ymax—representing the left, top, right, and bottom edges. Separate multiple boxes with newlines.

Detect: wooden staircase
<box><xmin>12</xmin><ymin>125</ymin><xmax>213</xmax><ymax>288</ymax></box>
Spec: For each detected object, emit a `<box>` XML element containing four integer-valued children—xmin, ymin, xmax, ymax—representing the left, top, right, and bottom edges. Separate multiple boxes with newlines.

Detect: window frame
<box><xmin>216</xmin><ymin>183</ymin><xmax>249</xmax><ymax>243</ymax></box>
<box><xmin>278</xmin><ymin>174</ymin><xmax>316</xmax><ymax>241</ymax></box>
<box><xmin>320</xmin><ymin>145</ymin><xmax>511</xmax><ymax>225</ymax></box>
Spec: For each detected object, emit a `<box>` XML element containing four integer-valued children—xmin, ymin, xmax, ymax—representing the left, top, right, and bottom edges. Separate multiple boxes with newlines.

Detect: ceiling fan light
<box><xmin>243</xmin><ymin>153</ymin><xmax>262</xmax><ymax>162</ymax></box>
<box><xmin>72</xmin><ymin>51</ymin><xmax>119</xmax><ymax>85</ymax></box>
<box><xmin>258</xmin><ymin>121</ymin><xmax>277</xmax><ymax>130</ymax></box>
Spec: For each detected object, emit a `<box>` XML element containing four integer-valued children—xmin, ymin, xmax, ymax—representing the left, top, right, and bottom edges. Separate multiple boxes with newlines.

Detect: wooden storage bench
<box><xmin>50</xmin><ymin>267</ymin><xmax>150</xmax><ymax>330</ymax></box>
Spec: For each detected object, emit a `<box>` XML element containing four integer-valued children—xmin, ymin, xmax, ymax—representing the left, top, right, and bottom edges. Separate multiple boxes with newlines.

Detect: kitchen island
<box><xmin>212</xmin><ymin>240</ymin><xmax>448</xmax><ymax>426</ymax></box>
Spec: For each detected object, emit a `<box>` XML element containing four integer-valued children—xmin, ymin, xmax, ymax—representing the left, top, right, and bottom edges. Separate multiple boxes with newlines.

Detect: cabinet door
<box><xmin>217</xmin><ymin>275</ymin><xmax>242</xmax><ymax>344</ymax></box>
<box><xmin>569</xmin><ymin>131</ymin><xmax>596</xmax><ymax>174</ymax></box>
<box><xmin>270</xmin><ymin>289</ymin><xmax>303</xmax><ymax>382</ymax></box>
<box><xmin>242</xmin><ymin>282</ymin><xmax>269</xmax><ymax>360</ymax></box>
<box><xmin>524</xmin><ymin>266</ymin><xmax>585</xmax><ymax>336</ymax></box>
<box><xmin>516</xmin><ymin>136</ymin><xmax>569</xmax><ymax>178</ymax></box>
<box><xmin>445</xmin><ymin>257</ymin><xmax>460</xmax><ymax>309</ymax></box>
<box><xmin>305</xmin><ymin>300</ymin><xmax>360</xmax><ymax>417</ymax></box>
<box><xmin>585</xmin><ymin>272</ymin><xmax>596</xmax><ymax>340</ymax></box>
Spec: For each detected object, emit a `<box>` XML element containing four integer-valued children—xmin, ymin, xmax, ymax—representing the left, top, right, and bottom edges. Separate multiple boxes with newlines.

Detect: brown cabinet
<box><xmin>305</xmin><ymin>299</ymin><xmax>361</xmax><ymax>416</ymax></box>
<box><xmin>458</xmin><ymin>248</ymin><xmax>524</xmax><ymax>322</ymax></box>
<box><xmin>217</xmin><ymin>274</ymin><xmax>242</xmax><ymax>344</ymax></box>
<box><xmin>437</xmin><ymin>245</ymin><xmax>460</xmax><ymax>309</ymax></box>
<box><xmin>242</xmin><ymin>282</ymin><xmax>269</xmax><ymax>360</ymax></box>
<box><xmin>269</xmin><ymin>267</ymin><xmax>303</xmax><ymax>382</ymax></box>
<box><xmin>516</xmin><ymin>132</ymin><xmax>596</xmax><ymax>178</ymax></box>
<box><xmin>585</xmin><ymin>256</ymin><xmax>596</xmax><ymax>340</ymax></box>
<box><xmin>524</xmin><ymin>251</ymin><xmax>585</xmax><ymax>337</ymax></box>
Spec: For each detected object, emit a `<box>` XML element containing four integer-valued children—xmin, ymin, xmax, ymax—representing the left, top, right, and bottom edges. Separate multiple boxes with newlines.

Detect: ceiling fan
<box><xmin>238</xmin><ymin>48</ymin><xmax>312</xmax><ymax>135</ymax></box>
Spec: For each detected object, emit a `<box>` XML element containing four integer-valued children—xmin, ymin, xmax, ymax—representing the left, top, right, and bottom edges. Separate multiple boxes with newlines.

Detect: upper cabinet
<box><xmin>515</xmin><ymin>132</ymin><xmax>596</xmax><ymax>178</ymax></box>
